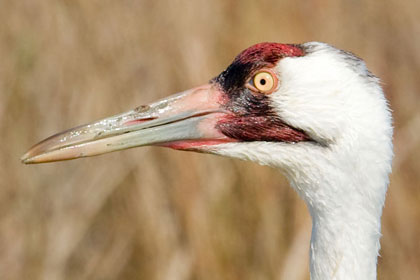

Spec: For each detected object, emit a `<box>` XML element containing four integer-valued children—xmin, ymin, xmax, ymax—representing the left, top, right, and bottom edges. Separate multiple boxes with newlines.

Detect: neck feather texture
<box><xmin>212</xmin><ymin>136</ymin><xmax>392</xmax><ymax>280</ymax></box>
<box><xmin>309</xmin><ymin>206</ymin><xmax>381</xmax><ymax>279</ymax></box>
<box><xmin>303</xmin><ymin>171</ymin><xmax>386</xmax><ymax>279</ymax></box>
<box><xmin>285</xmin><ymin>141</ymin><xmax>390</xmax><ymax>280</ymax></box>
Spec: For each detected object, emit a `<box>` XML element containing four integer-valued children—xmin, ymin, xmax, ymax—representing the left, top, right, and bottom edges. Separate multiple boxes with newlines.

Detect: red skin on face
<box><xmin>237</xmin><ymin>43</ymin><xmax>304</xmax><ymax>65</ymax></box>
<box><xmin>136</xmin><ymin>44</ymin><xmax>309</xmax><ymax>151</ymax></box>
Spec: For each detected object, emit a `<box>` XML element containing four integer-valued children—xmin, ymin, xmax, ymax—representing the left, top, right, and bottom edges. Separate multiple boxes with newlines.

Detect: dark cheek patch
<box><xmin>216</xmin><ymin>90</ymin><xmax>310</xmax><ymax>143</ymax></box>
<box><xmin>216</xmin><ymin>115</ymin><xmax>309</xmax><ymax>143</ymax></box>
<box><xmin>212</xmin><ymin>42</ymin><xmax>309</xmax><ymax>144</ymax></box>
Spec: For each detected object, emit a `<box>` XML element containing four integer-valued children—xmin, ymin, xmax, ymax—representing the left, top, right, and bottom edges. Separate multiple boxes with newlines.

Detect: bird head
<box><xmin>22</xmin><ymin>42</ymin><xmax>393</xmax><ymax>182</ymax></box>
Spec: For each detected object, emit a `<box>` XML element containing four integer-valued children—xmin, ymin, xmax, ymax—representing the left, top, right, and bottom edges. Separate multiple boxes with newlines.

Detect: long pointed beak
<box><xmin>21</xmin><ymin>84</ymin><xmax>233</xmax><ymax>164</ymax></box>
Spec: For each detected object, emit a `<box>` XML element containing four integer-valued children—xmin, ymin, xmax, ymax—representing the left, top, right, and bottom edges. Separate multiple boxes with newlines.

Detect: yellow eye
<box><xmin>253</xmin><ymin>71</ymin><xmax>276</xmax><ymax>93</ymax></box>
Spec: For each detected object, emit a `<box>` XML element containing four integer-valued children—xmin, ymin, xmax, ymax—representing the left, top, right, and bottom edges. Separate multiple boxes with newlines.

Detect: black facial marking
<box><xmin>212</xmin><ymin>71</ymin><xmax>310</xmax><ymax>143</ymax></box>
<box><xmin>212</xmin><ymin>61</ymin><xmax>256</xmax><ymax>96</ymax></box>
<box><xmin>226</xmin><ymin>88</ymin><xmax>273</xmax><ymax>116</ymax></box>
<box><xmin>212</xmin><ymin>43</ymin><xmax>304</xmax><ymax>96</ymax></box>
<box><xmin>210</xmin><ymin>43</ymin><xmax>310</xmax><ymax>143</ymax></box>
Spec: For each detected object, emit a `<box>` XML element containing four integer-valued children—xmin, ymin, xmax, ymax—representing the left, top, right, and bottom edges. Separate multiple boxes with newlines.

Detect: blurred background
<box><xmin>1</xmin><ymin>0</ymin><xmax>419</xmax><ymax>279</ymax></box>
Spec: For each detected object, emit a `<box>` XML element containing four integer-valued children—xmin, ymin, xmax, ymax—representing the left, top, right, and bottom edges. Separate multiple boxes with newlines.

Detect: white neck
<box><xmin>307</xmin><ymin>184</ymin><xmax>383</xmax><ymax>280</ymax></box>
<box><xmin>285</xmin><ymin>142</ymin><xmax>389</xmax><ymax>280</ymax></box>
<box><xmin>213</xmin><ymin>139</ymin><xmax>391</xmax><ymax>280</ymax></box>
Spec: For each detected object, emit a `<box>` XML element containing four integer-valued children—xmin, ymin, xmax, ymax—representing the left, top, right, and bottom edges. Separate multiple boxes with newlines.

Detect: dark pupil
<box><xmin>260</xmin><ymin>79</ymin><xmax>266</xmax><ymax>85</ymax></box>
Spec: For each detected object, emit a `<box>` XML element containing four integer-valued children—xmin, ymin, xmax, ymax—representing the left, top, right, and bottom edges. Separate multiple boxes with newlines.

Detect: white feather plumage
<box><xmin>210</xmin><ymin>42</ymin><xmax>393</xmax><ymax>280</ymax></box>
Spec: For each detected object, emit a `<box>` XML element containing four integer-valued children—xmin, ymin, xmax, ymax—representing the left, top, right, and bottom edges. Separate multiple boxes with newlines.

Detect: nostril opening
<box><xmin>134</xmin><ymin>105</ymin><xmax>151</xmax><ymax>113</ymax></box>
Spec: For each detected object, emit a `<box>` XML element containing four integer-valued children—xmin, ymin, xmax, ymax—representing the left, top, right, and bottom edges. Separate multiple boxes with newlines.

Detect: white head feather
<box><xmin>210</xmin><ymin>42</ymin><xmax>393</xmax><ymax>280</ymax></box>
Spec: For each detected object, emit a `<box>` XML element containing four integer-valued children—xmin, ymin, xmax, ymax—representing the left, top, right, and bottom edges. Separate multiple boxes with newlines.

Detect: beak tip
<box><xmin>20</xmin><ymin>153</ymin><xmax>31</xmax><ymax>164</ymax></box>
<box><xmin>21</xmin><ymin>149</ymin><xmax>39</xmax><ymax>164</ymax></box>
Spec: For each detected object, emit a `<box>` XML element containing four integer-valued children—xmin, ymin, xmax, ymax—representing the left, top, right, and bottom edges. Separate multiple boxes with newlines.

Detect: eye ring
<box><xmin>247</xmin><ymin>69</ymin><xmax>278</xmax><ymax>94</ymax></box>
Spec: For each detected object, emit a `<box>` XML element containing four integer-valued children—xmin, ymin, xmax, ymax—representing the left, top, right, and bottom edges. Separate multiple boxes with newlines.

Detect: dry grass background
<box><xmin>1</xmin><ymin>0</ymin><xmax>419</xmax><ymax>279</ymax></box>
